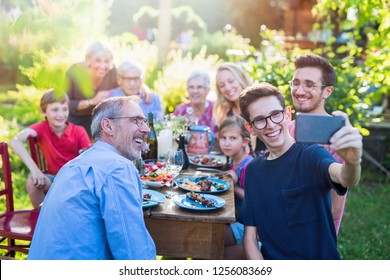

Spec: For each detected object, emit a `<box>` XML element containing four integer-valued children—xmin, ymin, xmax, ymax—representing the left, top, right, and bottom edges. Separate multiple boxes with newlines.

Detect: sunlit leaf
<box><xmin>336</xmin><ymin>45</ymin><xmax>349</xmax><ymax>54</ymax></box>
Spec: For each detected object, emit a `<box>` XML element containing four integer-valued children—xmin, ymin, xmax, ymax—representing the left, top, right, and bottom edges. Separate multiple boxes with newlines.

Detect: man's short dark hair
<box><xmin>294</xmin><ymin>54</ymin><xmax>336</xmax><ymax>87</ymax></box>
<box><xmin>239</xmin><ymin>82</ymin><xmax>285</xmax><ymax>122</ymax></box>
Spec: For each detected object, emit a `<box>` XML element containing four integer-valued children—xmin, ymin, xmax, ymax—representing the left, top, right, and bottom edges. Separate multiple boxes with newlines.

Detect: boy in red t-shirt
<box><xmin>10</xmin><ymin>89</ymin><xmax>90</xmax><ymax>209</ymax></box>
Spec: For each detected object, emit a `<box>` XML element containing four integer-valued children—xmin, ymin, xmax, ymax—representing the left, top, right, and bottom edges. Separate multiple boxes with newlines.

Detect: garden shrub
<box><xmin>190</xmin><ymin>29</ymin><xmax>254</xmax><ymax>62</ymax></box>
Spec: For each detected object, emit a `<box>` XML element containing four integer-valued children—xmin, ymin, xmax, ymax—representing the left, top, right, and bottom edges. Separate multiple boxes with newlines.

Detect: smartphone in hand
<box><xmin>295</xmin><ymin>114</ymin><xmax>345</xmax><ymax>144</ymax></box>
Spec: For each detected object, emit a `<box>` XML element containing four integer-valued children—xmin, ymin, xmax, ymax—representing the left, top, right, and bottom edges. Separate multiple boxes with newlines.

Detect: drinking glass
<box><xmin>166</xmin><ymin>150</ymin><xmax>184</xmax><ymax>177</ymax></box>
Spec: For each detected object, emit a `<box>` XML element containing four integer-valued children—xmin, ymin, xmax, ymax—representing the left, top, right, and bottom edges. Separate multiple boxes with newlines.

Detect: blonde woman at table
<box><xmin>214</xmin><ymin>62</ymin><xmax>266</xmax><ymax>155</ymax></box>
<box><xmin>218</xmin><ymin>115</ymin><xmax>255</xmax><ymax>259</ymax></box>
<box><xmin>214</xmin><ymin>63</ymin><xmax>251</xmax><ymax>128</ymax></box>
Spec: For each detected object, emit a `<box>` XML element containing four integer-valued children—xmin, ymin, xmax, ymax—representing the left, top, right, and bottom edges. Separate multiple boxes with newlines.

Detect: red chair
<box><xmin>0</xmin><ymin>142</ymin><xmax>39</xmax><ymax>257</ymax></box>
<box><xmin>27</xmin><ymin>135</ymin><xmax>48</xmax><ymax>173</ymax></box>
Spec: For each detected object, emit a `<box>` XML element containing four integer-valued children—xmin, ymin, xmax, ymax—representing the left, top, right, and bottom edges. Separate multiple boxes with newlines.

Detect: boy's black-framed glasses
<box><xmin>249</xmin><ymin>110</ymin><xmax>285</xmax><ymax>130</ymax></box>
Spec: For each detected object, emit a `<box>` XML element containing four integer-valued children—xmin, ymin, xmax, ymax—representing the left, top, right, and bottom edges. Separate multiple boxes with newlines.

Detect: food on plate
<box><xmin>179</xmin><ymin>178</ymin><xmax>225</xmax><ymax>192</ymax></box>
<box><xmin>142</xmin><ymin>193</ymin><xmax>152</xmax><ymax>205</ymax></box>
<box><xmin>190</xmin><ymin>155</ymin><xmax>224</xmax><ymax>166</ymax></box>
<box><xmin>198</xmin><ymin>179</ymin><xmax>213</xmax><ymax>191</ymax></box>
<box><xmin>186</xmin><ymin>192</ymin><xmax>215</xmax><ymax>207</ymax></box>
<box><xmin>140</xmin><ymin>162</ymin><xmax>174</xmax><ymax>184</ymax></box>
<box><xmin>144</xmin><ymin>161</ymin><xmax>165</xmax><ymax>172</ymax></box>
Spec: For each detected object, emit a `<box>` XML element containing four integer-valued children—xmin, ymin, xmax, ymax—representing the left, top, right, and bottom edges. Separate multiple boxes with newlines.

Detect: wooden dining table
<box><xmin>143</xmin><ymin>167</ymin><xmax>236</xmax><ymax>260</ymax></box>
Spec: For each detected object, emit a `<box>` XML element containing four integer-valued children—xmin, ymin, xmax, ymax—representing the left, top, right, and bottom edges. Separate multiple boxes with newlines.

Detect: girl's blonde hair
<box><xmin>213</xmin><ymin>63</ymin><xmax>252</xmax><ymax>127</ymax></box>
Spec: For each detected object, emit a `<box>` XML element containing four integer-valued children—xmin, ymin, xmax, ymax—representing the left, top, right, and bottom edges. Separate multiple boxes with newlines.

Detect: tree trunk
<box><xmin>157</xmin><ymin>0</ymin><xmax>172</xmax><ymax>68</ymax></box>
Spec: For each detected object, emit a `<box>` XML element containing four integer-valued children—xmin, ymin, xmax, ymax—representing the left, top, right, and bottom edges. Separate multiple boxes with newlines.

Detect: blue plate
<box><xmin>173</xmin><ymin>193</ymin><xmax>226</xmax><ymax>211</ymax></box>
<box><xmin>142</xmin><ymin>189</ymin><xmax>166</xmax><ymax>209</ymax></box>
<box><xmin>175</xmin><ymin>176</ymin><xmax>230</xmax><ymax>193</ymax></box>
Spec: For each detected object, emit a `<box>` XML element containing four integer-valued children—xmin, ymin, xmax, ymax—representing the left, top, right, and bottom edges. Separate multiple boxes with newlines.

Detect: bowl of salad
<box><xmin>140</xmin><ymin>160</ymin><xmax>174</xmax><ymax>188</ymax></box>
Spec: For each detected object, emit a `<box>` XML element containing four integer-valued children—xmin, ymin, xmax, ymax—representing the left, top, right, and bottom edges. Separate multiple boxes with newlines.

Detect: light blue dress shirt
<box><xmin>28</xmin><ymin>141</ymin><xmax>156</xmax><ymax>260</ymax></box>
<box><xmin>110</xmin><ymin>87</ymin><xmax>164</xmax><ymax>122</ymax></box>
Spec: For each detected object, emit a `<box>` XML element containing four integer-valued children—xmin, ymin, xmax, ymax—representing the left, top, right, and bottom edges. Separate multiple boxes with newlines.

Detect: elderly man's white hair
<box><xmin>117</xmin><ymin>60</ymin><xmax>145</xmax><ymax>78</ymax></box>
<box><xmin>90</xmin><ymin>96</ymin><xmax>140</xmax><ymax>141</ymax></box>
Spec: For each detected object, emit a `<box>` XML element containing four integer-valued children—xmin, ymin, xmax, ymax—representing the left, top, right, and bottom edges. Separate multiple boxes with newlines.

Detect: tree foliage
<box><xmin>0</xmin><ymin>0</ymin><xmax>112</xmax><ymax>85</ymax></box>
<box><xmin>190</xmin><ymin>28</ymin><xmax>254</xmax><ymax>61</ymax></box>
<box><xmin>132</xmin><ymin>5</ymin><xmax>206</xmax><ymax>39</ymax></box>
<box><xmin>313</xmin><ymin>0</ymin><xmax>390</xmax><ymax>107</ymax></box>
<box><xmin>240</xmin><ymin>0</ymin><xmax>389</xmax><ymax>134</ymax></box>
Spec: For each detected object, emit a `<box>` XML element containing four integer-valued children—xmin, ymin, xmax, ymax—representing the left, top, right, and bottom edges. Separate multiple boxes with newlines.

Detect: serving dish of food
<box><xmin>140</xmin><ymin>160</ymin><xmax>174</xmax><ymax>188</ymax></box>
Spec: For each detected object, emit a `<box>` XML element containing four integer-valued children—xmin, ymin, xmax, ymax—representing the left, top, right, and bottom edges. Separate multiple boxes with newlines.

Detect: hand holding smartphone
<box><xmin>295</xmin><ymin>114</ymin><xmax>345</xmax><ymax>144</ymax></box>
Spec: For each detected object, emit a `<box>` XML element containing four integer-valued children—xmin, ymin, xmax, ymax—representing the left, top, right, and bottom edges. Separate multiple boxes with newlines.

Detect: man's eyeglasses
<box><xmin>119</xmin><ymin>75</ymin><xmax>141</xmax><ymax>82</ymax></box>
<box><xmin>187</xmin><ymin>85</ymin><xmax>206</xmax><ymax>91</ymax></box>
<box><xmin>249</xmin><ymin>110</ymin><xmax>285</xmax><ymax>130</ymax></box>
<box><xmin>107</xmin><ymin>116</ymin><xmax>149</xmax><ymax>127</ymax></box>
<box><xmin>289</xmin><ymin>79</ymin><xmax>328</xmax><ymax>92</ymax></box>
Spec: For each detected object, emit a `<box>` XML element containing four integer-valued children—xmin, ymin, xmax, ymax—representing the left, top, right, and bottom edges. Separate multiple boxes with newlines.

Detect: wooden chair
<box><xmin>27</xmin><ymin>135</ymin><xmax>48</xmax><ymax>173</ymax></box>
<box><xmin>0</xmin><ymin>142</ymin><xmax>39</xmax><ymax>257</ymax></box>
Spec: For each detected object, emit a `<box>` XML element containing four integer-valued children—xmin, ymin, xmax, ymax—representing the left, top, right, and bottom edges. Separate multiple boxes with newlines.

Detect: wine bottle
<box><xmin>178</xmin><ymin>134</ymin><xmax>189</xmax><ymax>170</ymax></box>
<box><xmin>142</xmin><ymin>112</ymin><xmax>158</xmax><ymax>160</ymax></box>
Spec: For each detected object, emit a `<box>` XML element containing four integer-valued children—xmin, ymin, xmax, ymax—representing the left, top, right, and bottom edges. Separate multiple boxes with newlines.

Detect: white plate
<box><xmin>188</xmin><ymin>154</ymin><xmax>227</xmax><ymax>169</ymax></box>
<box><xmin>141</xmin><ymin>180</ymin><xmax>166</xmax><ymax>188</ymax></box>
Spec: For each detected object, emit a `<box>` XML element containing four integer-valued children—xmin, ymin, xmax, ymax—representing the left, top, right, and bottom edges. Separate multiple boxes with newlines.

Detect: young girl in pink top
<box><xmin>219</xmin><ymin>115</ymin><xmax>255</xmax><ymax>259</ymax></box>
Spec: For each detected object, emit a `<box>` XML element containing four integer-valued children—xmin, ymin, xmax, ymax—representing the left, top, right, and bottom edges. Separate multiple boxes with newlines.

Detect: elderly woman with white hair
<box><xmin>110</xmin><ymin>60</ymin><xmax>164</xmax><ymax>122</ymax></box>
<box><xmin>67</xmin><ymin>41</ymin><xmax>118</xmax><ymax>137</ymax></box>
<box><xmin>173</xmin><ymin>70</ymin><xmax>217</xmax><ymax>133</ymax></box>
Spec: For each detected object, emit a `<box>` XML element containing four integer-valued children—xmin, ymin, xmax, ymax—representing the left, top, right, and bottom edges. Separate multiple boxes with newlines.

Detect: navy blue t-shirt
<box><xmin>239</xmin><ymin>143</ymin><xmax>346</xmax><ymax>260</ymax></box>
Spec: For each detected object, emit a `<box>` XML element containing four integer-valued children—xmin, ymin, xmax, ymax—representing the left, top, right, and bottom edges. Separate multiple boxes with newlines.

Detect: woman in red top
<box><xmin>10</xmin><ymin>89</ymin><xmax>90</xmax><ymax>209</ymax></box>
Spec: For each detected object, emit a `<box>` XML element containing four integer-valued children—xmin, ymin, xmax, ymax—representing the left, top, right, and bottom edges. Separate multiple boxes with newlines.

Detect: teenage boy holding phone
<box><xmin>288</xmin><ymin>54</ymin><xmax>348</xmax><ymax>234</ymax></box>
<box><xmin>238</xmin><ymin>83</ymin><xmax>362</xmax><ymax>259</ymax></box>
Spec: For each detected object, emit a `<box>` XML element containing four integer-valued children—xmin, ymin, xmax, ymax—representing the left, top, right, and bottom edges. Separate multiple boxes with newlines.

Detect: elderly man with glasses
<box><xmin>110</xmin><ymin>60</ymin><xmax>164</xmax><ymax>122</ymax></box>
<box><xmin>238</xmin><ymin>82</ymin><xmax>362</xmax><ymax>260</ymax></box>
<box><xmin>28</xmin><ymin>96</ymin><xmax>156</xmax><ymax>260</ymax></box>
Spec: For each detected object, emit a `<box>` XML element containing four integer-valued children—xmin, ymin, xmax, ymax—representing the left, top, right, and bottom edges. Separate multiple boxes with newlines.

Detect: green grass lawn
<box><xmin>338</xmin><ymin>169</ymin><xmax>390</xmax><ymax>259</ymax></box>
